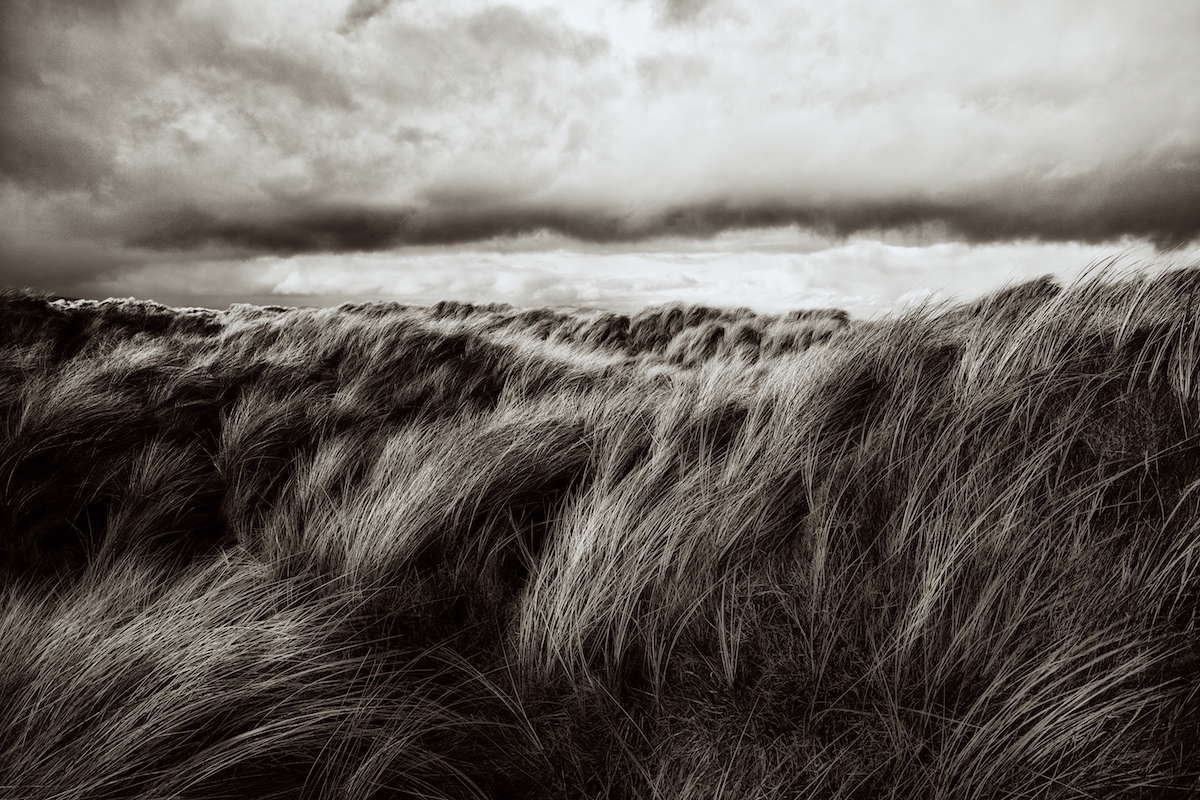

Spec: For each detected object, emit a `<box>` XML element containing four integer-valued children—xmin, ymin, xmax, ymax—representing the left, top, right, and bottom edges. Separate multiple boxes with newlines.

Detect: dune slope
<box><xmin>0</xmin><ymin>272</ymin><xmax>1197</xmax><ymax>798</ymax></box>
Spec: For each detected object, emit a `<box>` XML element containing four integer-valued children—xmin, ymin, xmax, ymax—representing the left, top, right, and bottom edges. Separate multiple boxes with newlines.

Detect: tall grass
<box><xmin>0</xmin><ymin>269</ymin><xmax>1197</xmax><ymax>798</ymax></box>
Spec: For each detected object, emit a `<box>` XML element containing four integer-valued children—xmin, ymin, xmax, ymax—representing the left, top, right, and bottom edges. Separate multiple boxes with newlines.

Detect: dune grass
<box><xmin>0</xmin><ymin>270</ymin><xmax>1198</xmax><ymax>798</ymax></box>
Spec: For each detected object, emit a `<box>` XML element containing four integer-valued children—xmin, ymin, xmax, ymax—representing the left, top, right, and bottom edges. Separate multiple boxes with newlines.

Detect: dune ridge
<box><xmin>1</xmin><ymin>269</ymin><xmax>1197</xmax><ymax>798</ymax></box>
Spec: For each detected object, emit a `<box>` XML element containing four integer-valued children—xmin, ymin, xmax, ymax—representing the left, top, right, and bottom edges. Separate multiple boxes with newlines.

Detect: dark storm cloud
<box><xmin>122</xmin><ymin>151</ymin><xmax>1200</xmax><ymax>256</ymax></box>
<box><xmin>126</xmin><ymin>204</ymin><xmax>629</xmax><ymax>253</ymax></box>
<box><xmin>0</xmin><ymin>3</ymin><xmax>97</xmax><ymax>189</ymax></box>
<box><xmin>340</xmin><ymin>0</ymin><xmax>399</xmax><ymax>33</ymax></box>
<box><xmin>0</xmin><ymin>0</ymin><xmax>184</xmax><ymax>190</ymax></box>
<box><xmin>0</xmin><ymin>111</ymin><xmax>112</xmax><ymax>191</ymax></box>
<box><xmin>957</xmin><ymin>160</ymin><xmax>1200</xmax><ymax>248</ymax></box>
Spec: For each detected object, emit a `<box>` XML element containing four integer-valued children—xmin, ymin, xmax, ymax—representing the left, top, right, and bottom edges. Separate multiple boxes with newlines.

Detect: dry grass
<box><xmin>0</xmin><ymin>267</ymin><xmax>1197</xmax><ymax>798</ymax></box>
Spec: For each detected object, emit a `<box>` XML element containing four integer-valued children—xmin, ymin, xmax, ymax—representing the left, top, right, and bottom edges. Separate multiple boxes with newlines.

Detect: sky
<box><xmin>1</xmin><ymin>0</ymin><xmax>1198</xmax><ymax>315</ymax></box>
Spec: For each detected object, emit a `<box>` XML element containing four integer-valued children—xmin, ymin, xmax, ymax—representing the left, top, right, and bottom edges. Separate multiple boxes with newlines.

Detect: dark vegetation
<box><xmin>1</xmin><ymin>271</ymin><xmax>1198</xmax><ymax>798</ymax></box>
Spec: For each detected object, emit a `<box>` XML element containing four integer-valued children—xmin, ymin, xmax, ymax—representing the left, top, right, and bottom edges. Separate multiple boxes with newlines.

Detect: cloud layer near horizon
<box><xmin>1</xmin><ymin>0</ymin><xmax>1198</xmax><ymax>305</ymax></box>
<box><xmin>70</xmin><ymin>233</ymin><xmax>1200</xmax><ymax>319</ymax></box>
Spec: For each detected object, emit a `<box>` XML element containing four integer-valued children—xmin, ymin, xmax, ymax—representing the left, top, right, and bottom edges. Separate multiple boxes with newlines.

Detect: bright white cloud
<box><xmin>74</xmin><ymin>234</ymin><xmax>1200</xmax><ymax>318</ymax></box>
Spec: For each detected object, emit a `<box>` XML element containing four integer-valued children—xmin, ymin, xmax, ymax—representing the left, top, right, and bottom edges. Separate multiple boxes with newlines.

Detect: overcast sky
<box><xmin>2</xmin><ymin>0</ymin><xmax>1198</xmax><ymax>314</ymax></box>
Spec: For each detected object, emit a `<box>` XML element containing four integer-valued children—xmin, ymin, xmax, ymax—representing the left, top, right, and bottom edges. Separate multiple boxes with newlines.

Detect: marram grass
<box><xmin>0</xmin><ymin>270</ymin><xmax>1197</xmax><ymax>798</ymax></box>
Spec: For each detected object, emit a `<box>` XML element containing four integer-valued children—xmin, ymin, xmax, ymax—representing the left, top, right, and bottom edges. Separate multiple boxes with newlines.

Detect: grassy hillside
<box><xmin>1</xmin><ymin>271</ymin><xmax>1198</xmax><ymax>799</ymax></box>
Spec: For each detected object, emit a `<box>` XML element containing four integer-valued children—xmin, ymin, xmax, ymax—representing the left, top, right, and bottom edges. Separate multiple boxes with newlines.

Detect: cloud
<box><xmin>658</xmin><ymin>0</ymin><xmax>719</xmax><ymax>25</ymax></box>
<box><xmin>2</xmin><ymin>0</ymin><xmax>1199</xmax><ymax>299</ymax></box>
<box><xmin>118</xmin><ymin>154</ymin><xmax>1200</xmax><ymax>256</ymax></box>
<box><xmin>69</xmin><ymin>234</ymin><xmax>1200</xmax><ymax>318</ymax></box>
<box><xmin>340</xmin><ymin>0</ymin><xmax>399</xmax><ymax>33</ymax></box>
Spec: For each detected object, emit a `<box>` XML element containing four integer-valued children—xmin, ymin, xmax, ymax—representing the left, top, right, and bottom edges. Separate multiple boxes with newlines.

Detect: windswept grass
<box><xmin>0</xmin><ymin>269</ymin><xmax>1198</xmax><ymax>798</ymax></box>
